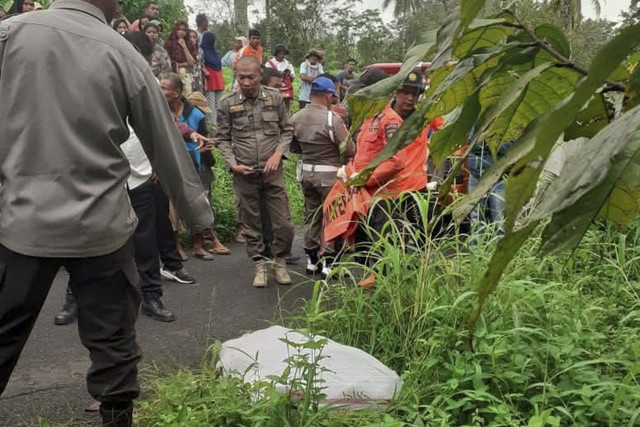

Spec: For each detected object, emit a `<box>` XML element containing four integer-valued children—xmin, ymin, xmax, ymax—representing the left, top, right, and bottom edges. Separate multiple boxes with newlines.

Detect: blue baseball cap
<box><xmin>311</xmin><ymin>77</ymin><xmax>338</xmax><ymax>98</ymax></box>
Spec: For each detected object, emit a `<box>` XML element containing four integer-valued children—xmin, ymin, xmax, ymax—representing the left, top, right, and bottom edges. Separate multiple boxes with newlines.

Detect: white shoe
<box><xmin>306</xmin><ymin>255</ymin><xmax>319</xmax><ymax>275</ymax></box>
<box><xmin>321</xmin><ymin>261</ymin><xmax>331</xmax><ymax>279</ymax></box>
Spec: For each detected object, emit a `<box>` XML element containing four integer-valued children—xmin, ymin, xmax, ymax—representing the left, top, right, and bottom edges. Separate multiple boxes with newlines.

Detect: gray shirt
<box><xmin>0</xmin><ymin>0</ymin><xmax>213</xmax><ymax>258</ymax></box>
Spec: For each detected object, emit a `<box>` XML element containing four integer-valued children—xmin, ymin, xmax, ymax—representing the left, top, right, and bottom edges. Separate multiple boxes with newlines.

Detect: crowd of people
<box><xmin>0</xmin><ymin>1</ymin><xmax>507</xmax><ymax>426</ymax></box>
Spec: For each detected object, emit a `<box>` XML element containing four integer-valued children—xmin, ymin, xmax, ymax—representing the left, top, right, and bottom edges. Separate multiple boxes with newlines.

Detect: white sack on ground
<box><xmin>218</xmin><ymin>325</ymin><xmax>403</xmax><ymax>410</ymax></box>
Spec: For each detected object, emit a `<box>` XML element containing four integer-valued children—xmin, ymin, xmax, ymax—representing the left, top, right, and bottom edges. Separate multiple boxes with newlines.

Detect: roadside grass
<box><xmin>137</xmin><ymin>193</ymin><xmax>640</xmax><ymax>426</ymax></box>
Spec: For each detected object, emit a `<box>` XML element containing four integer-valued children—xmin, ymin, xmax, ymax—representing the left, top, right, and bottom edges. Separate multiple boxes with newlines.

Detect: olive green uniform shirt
<box><xmin>216</xmin><ymin>86</ymin><xmax>293</xmax><ymax>169</ymax></box>
<box><xmin>290</xmin><ymin>103</ymin><xmax>353</xmax><ymax>166</ymax></box>
<box><xmin>0</xmin><ymin>0</ymin><xmax>213</xmax><ymax>257</ymax></box>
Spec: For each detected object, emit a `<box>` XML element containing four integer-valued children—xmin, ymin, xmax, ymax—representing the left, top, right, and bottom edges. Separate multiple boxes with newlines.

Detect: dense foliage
<box><xmin>135</xmin><ymin>1</ymin><xmax>640</xmax><ymax>425</ymax></box>
<box><xmin>137</xmin><ymin>200</ymin><xmax>640</xmax><ymax>425</ymax></box>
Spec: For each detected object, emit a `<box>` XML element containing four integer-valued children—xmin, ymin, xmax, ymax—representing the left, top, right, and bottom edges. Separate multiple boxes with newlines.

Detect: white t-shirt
<box><xmin>299</xmin><ymin>61</ymin><xmax>324</xmax><ymax>102</ymax></box>
<box><xmin>121</xmin><ymin>126</ymin><xmax>152</xmax><ymax>190</ymax></box>
<box><xmin>266</xmin><ymin>57</ymin><xmax>296</xmax><ymax>77</ymax></box>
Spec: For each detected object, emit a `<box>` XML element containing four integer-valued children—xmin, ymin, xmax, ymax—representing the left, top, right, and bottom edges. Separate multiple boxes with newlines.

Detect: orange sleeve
<box><xmin>431</xmin><ymin>116</ymin><xmax>445</xmax><ymax>132</ymax></box>
<box><xmin>366</xmin><ymin>121</ymin><xmax>405</xmax><ymax>189</ymax></box>
<box><xmin>232</xmin><ymin>47</ymin><xmax>244</xmax><ymax>70</ymax></box>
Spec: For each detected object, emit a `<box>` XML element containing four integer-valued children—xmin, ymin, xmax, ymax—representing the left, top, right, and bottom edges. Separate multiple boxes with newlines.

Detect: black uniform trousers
<box><xmin>129</xmin><ymin>180</ymin><xmax>169</xmax><ymax>296</ymax></box>
<box><xmin>0</xmin><ymin>240</ymin><xmax>142</xmax><ymax>403</ymax></box>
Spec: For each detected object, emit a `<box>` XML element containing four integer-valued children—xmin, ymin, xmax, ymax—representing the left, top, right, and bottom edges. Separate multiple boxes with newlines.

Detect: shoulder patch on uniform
<box><xmin>385</xmin><ymin>123</ymin><xmax>399</xmax><ymax>140</ymax></box>
<box><xmin>219</xmin><ymin>91</ymin><xmax>238</xmax><ymax>104</ymax></box>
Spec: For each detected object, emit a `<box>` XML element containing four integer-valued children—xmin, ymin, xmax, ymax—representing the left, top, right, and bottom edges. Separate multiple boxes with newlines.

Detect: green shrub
<box><xmin>139</xmin><ymin>192</ymin><xmax>640</xmax><ymax>426</ymax></box>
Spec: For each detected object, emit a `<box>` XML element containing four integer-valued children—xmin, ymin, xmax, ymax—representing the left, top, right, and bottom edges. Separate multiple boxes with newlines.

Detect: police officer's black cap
<box><xmin>401</xmin><ymin>71</ymin><xmax>423</xmax><ymax>90</ymax></box>
<box><xmin>273</xmin><ymin>44</ymin><xmax>289</xmax><ymax>56</ymax></box>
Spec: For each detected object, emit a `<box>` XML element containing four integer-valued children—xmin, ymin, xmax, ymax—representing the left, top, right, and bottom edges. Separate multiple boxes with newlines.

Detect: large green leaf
<box><xmin>600</xmin><ymin>159</ymin><xmax>640</xmax><ymax>227</ymax></box>
<box><xmin>430</xmin><ymin>62</ymin><xmax>556</xmax><ymax>166</ymax></box>
<box><xmin>429</xmin><ymin>91</ymin><xmax>481</xmax><ymax>165</ymax></box>
<box><xmin>482</xmin><ymin>65</ymin><xmax>581</xmax><ymax>152</ymax></box>
<box><xmin>454</xmin><ymin>16</ymin><xmax>516</xmax><ymax>59</ymax></box>
<box><xmin>505</xmin><ymin>23</ymin><xmax>640</xmax><ymax>234</ymax></box>
<box><xmin>534</xmin><ymin>24</ymin><xmax>571</xmax><ymax>59</ymax></box>
<box><xmin>524</xmin><ymin>105</ymin><xmax>640</xmax><ymax>255</ymax></box>
<box><xmin>427</xmin><ymin>48</ymin><xmax>507</xmax><ymax>118</ymax></box>
<box><xmin>564</xmin><ymin>93</ymin><xmax>611</xmax><ymax>140</ymax></box>
<box><xmin>624</xmin><ymin>64</ymin><xmax>640</xmax><ymax>111</ymax></box>
<box><xmin>432</xmin><ymin>0</ymin><xmax>487</xmax><ymax>67</ymax></box>
<box><xmin>469</xmin><ymin>23</ymin><xmax>640</xmax><ymax>336</ymax></box>
<box><xmin>451</xmin><ymin>121</ymin><xmax>537</xmax><ymax>224</ymax></box>
<box><xmin>346</xmin><ymin>30</ymin><xmax>437</xmax><ymax>146</ymax></box>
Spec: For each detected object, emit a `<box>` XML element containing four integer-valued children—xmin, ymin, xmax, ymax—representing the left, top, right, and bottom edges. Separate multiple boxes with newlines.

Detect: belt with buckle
<box><xmin>301</xmin><ymin>164</ymin><xmax>340</xmax><ymax>173</ymax></box>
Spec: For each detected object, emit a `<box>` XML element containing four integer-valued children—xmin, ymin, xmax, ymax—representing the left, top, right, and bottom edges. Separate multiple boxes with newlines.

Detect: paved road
<box><xmin>0</xmin><ymin>234</ymin><xmax>313</xmax><ymax>426</ymax></box>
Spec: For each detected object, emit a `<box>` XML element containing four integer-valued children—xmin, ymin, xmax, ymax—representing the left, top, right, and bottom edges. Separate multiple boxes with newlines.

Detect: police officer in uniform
<box><xmin>290</xmin><ymin>77</ymin><xmax>353</xmax><ymax>276</ymax></box>
<box><xmin>217</xmin><ymin>56</ymin><xmax>295</xmax><ymax>288</ymax></box>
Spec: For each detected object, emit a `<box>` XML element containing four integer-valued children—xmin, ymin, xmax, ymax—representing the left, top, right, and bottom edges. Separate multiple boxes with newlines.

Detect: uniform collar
<box><xmin>50</xmin><ymin>0</ymin><xmax>107</xmax><ymax>24</ymax></box>
<box><xmin>237</xmin><ymin>86</ymin><xmax>269</xmax><ymax>102</ymax></box>
<box><xmin>307</xmin><ymin>103</ymin><xmax>328</xmax><ymax>111</ymax></box>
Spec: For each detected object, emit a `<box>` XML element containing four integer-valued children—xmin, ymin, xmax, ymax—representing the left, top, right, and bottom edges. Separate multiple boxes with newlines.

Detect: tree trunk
<box><xmin>264</xmin><ymin>0</ymin><xmax>272</xmax><ymax>57</ymax></box>
<box><xmin>234</xmin><ymin>0</ymin><xmax>249</xmax><ymax>36</ymax></box>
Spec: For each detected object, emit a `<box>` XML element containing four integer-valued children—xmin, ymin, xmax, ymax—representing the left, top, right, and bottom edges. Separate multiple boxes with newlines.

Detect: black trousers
<box><xmin>129</xmin><ymin>181</ymin><xmax>165</xmax><ymax>295</ymax></box>
<box><xmin>0</xmin><ymin>241</ymin><xmax>142</xmax><ymax>403</ymax></box>
<box><xmin>152</xmin><ymin>182</ymin><xmax>183</xmax><ymax>271</ymax></box>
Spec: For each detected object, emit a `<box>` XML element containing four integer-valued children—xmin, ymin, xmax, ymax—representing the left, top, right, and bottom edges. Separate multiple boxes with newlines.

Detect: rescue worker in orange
<box><xmin>351</xmin><ymin>70</ymin><xmax>433</xmax><ymax>288</ymax></box>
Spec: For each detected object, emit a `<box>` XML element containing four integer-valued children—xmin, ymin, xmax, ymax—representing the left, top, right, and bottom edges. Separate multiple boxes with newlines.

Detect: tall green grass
<box><xmin>138</xmin><ymin>193</ymin><xmax>640</xmax><ymax>426</ymax></box>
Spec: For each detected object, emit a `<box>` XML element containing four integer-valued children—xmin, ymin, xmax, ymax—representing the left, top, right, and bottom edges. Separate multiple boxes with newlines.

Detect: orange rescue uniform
<box><xmin>232</xmin><ymin>44</ymin><xmax>264</xmax><ymax>69</ymax></box>
<box><xmin>354</xmin><ymin>105</ymin><xmax>438</xmax><ymax>198</ymax></box>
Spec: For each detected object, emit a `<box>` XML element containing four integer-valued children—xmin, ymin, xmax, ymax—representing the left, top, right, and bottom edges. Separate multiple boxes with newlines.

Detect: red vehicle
<box><xmin>364</xmin><ymin>62</ymin><xmax>432</xmax><ymax>75</ymax></box>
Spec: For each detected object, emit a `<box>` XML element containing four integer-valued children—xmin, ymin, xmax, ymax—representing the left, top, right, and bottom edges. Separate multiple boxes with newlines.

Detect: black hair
<box><xmin>143</xmin><ymin>22</ymin><xmax>159</xmax><ymax>33</ymax></box>
<box><xmin>346</xmin><ymin>68</ymin><xmax>389</xmax><ymax>98</ymax></box>
<box><xmin>112</xmin><ymin>18</ymin><xmax>129</xmax><ymax>32</ymax></box>
<box><xmin>359</xmin><ymin>68</ymin><xmax>389</xmax><ymax>86</ymax></box>
<box><xmin>318</xmin><ymin>73</ymin><xmax>337</xmax><ymax>83</ymax></box>
<box><xmin>196</xmin><ymin>13</ymin><xmax>208</xmax><ymax>26</ymax></box>
<box><xmin>146</xmin><ymin>1</ymin><xmax>157</xmax><ymax>8</ymax></box>
<box><xmin>261</xmin><ymin>67</ymin><xmax>282</xmax><ymax>86</ymax></box>
<box><xmin>346</xmin><ymin>58</ymin><xmax>357</xmax><ymax>65</ymax></box>
<box><xmin>248</xmin><ymin>29</ymin><xmax>261</xmax><ymax>38</ymax></box>
<box><xmin>7</xmin><ymin>0</ymin><xmax>24</xmax><ymax>14</ymax></box>
<box><xmin>122</xmin><ymin>31</ymin><xmax>154</xmax><ymax>58</ymax></box>
<box><xmin>160</xmin><ymin>73</ymin><xmax>184</xmax><ymax>93</ymax></box>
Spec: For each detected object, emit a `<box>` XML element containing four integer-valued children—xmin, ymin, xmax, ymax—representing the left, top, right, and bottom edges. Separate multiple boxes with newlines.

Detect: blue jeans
<box><xmin>468</xmin><ymin>148</ymin><xmax>506</xmax><ymax>243</ymax></box>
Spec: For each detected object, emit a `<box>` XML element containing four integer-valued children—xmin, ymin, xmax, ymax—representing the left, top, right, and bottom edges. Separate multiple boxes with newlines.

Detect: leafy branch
<box><xmin>501</xmin><ymin>9</ymin><xmax>627</xmax><ymax>92</ymax></box>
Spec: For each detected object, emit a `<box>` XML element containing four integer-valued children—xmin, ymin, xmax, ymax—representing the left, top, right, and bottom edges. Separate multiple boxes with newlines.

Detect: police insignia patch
<box><xmin>264</xmin><ymin>97</ymin><xmax>274</xmax><ymax>107</ymax></box>
<box><xmin>229</xmin><ymin>104</ymin><xmax>245</xmax><ymax>112</ymax></box>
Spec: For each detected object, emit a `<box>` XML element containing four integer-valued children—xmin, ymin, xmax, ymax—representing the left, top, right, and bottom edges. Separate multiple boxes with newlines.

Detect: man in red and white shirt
<box><xmin>266</xmin><ymin>44</ymin><xmax>296</xmax><ymax>113</ymax></box>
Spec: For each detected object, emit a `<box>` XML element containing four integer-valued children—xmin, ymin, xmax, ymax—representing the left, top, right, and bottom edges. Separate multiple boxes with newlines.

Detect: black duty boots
<box><xmin>100</xmin><ymin>401</ymin><xmax>133</xmax><ymax>427</ymax></box>
<box><xmin>54</xmin><ymin>287</ymin><xmax>78</xmax><ymax>325</ymax></box>
<box><xmin>141</xmin><ymin>293</ymin><xmax>176</xmax><ymax>322</ymax></box>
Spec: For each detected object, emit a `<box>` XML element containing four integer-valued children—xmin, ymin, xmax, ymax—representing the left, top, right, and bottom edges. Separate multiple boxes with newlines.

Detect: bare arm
<box><xmin>129</xmin><ymin>70</ymin><xmax>212</xmax><ymax>233</ymax></box>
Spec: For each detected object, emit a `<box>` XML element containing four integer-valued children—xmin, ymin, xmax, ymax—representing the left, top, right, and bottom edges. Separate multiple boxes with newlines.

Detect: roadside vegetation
<box><xmin>136</xmin><ymin>205</ymin><xmax>640</xmax><ymax>425</ymax></box>
<box><xmin>137</xmin><ymin>0</ymin><xmax>640</xmax><ymax>424</ymax></box>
